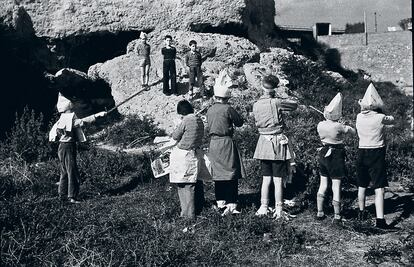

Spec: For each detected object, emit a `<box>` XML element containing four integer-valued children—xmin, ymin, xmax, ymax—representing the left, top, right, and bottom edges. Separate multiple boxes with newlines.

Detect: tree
<box><xmin>345</xmin><ymin>22</ymin><xmax>365</xmax><ymax>33</ymax></box>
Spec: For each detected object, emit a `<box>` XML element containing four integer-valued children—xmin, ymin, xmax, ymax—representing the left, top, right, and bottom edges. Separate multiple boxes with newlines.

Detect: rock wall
<box><xmin>318</xmin><ymin>31</ymin><xmax>413</xmax><ymax>94</ymax></box>
<box><xmin>1</xmin><ymin>0</ymin><xmax>276</xmax><ymax>44</ymax></box>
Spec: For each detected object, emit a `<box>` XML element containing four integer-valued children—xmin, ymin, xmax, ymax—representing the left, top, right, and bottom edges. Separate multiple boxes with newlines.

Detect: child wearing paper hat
<box><xmin>206</xmin><ymin>69</ymin><xmax>244</xmax><ymax>215</ymax></box>
<box><xmin>252</xmin><ymin>74</ymin><xmax>298</xmax><ymax>220</ymax></box>
<box><xmin>316</xmin><ymin>92</ymin><xmax>356</xmax><ymax>223</ymax></box>
<box><xmin>355</xmin><ymin>83</ymin><xmax>395</xmax><ymax>229</ymax></box>
<box><xmin>49</xmin><ymin>93</ymin><xmax>107</xmax><ymax>203</ymax></box>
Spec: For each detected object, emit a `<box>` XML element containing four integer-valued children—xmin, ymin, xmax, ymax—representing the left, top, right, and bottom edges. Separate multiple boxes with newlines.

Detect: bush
<box><xmin>0</xmin><ymin>107</ymin><xmax>54</xmax><ymax>162</ymax></box>
<box><xmin>99</xmin><ymin>114</ymin><xmax>166</xmax><ymax>148</ymax></box>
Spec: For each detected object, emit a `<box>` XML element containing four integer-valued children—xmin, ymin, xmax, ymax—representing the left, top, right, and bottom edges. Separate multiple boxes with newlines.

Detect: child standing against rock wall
<box><xmin>185</xmin><ymin>40</ymin><xmax>206</xmax><ymax>98</ymax></box>
<box><xmin>161</xmin><ymin>35</ymin><xmax>178</xmax><ymax>96</ymax></box>
<box><xmin>355</xmin><ymin>83</ymin><xmax>395</xmax><ymax>229</ymax></box>
<box><xmin>135</xmin><ymin>32</ymin><xmax>151</xmax><ymax>86</ymax></box>
<box><xmin>206</xmin><ymin>69</ymin><xmax>244</xmax><ymax>216</ymax></box>
<box><xmin>316</xmin><ymin>93</ymin><xmax>356</xmax><ymax>223</ymax></box>
<box><xmin>49</xmin><ymin>93</ymin><xmax>106</xmax><ymax>203</ymax></box>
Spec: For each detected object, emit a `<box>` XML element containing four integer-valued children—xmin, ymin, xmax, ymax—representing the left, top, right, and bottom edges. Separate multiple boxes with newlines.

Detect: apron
<box><xmin>208</xmin><ymin>136</ymin><xmax>246</xmax><ymax>181</ymax></box>
<box><xmin>169</xmin><ymin>147</ymin><xmax>211</xmax><ymax>183</ymax></box>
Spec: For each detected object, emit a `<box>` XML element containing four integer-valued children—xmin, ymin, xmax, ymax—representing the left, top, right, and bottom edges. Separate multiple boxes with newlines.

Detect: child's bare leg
<box><xmin>144</xmin><ymin>65</ymin><xmax>150</xmax><ymax>85</ymax></box>
<box><xmin>317</xmin><ymin>176</ymin><xmax>328</xmax><ymax>217</ymax></box>
<box><xmin>273</xmin><ymin>177</ymin><xmax>283</xmax><ymax>216</ymax></box>
<box><xmin>358</xmin><ymin>187</ymin><xmax>366</xmax><ymax>211</ymax></box>
<box><xmin>256</xmin><ymin>176</ymin><xmax>272</xmax><ymax>215</ymax></box>
<box><xmin>332</xmin><ymin>179</ymin><xmax>341</xmax><ymax>219</ymax></box>
<box><xmin>140</xmin><ymin>66</ymin><xmax>146</xmax><ymax>85</ymax></box>
<box><xmin>374</xmin><ymin>187</ymin><xmax>385</xmax><ymax>219</ymax></box>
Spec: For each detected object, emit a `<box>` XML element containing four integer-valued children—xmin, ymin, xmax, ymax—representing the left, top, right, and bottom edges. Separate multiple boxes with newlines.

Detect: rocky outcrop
<box><xmin>1</xmin><ymin>0</ymin><xmax>276</xmax><ymax>44</ymax></box>
<box><xmin>89</xmin><ymin>31</ymin><xmax>259</xmax><ymax>132</ymax></box>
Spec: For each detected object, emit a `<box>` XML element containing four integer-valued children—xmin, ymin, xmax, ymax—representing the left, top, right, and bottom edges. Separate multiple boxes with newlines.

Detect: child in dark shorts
<box><xmin>252</xmin><ymin>75</ymin><xmax>298</xmax><ymax>219</ymax></box>
<box><xmin>355</xmin><ymin>83</ymin><xmax>394</xmax><ymax>229</ymax></box>
<box><xmin>316</xmin><ymin>93</ymin><xmax>355</xmax><ymax>222</ymax></box>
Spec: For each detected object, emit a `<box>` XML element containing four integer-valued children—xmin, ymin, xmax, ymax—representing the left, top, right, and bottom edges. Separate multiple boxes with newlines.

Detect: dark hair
<box><xmin>177</xmin><ymin>100</ymin><xmax>194</xmax><ymax>115</ymax></box>
<box><xmin>262</xmin><ymin>75</ymin><xmax>279</xmax><ymax>89</ymax></box>
<box><xmin>165</xmin><ymin>35</ymin><xmax>172</xmax><ymax>40</ymax></box>
<box><xmin>189</xmin><ymin>40</ymin><xmax>197</xmax><ymax>46</ymax></box>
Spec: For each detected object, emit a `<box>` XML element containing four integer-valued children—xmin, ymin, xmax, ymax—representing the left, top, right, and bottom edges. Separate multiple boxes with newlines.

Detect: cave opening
<box><xmin>45</xmin><ymin>30</ymin><xmax>143</xmax><ymax>73</ymax></box>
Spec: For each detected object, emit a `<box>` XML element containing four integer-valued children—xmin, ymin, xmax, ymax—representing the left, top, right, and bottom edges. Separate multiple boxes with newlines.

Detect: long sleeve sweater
<box><xmin>172</xmin><ymin>114</ymin><xmax>204</xmax><ymax>150</ymax></box>
<box><xmin>356</xmin><ymin>110</ymin><xmax>394</xmax><ymax>148</ymax></box>
<box><xmin>206</xmin><ymin>103</ymin><xmax>243</xmax><ymax>137</ymax></box>
<box><xmin>317</xmin><ymin>120</ymin><xmax>355</xmax><ymax>145</ymax></box>
<box><xmin>253</xmin><ymin>96</ymin><xmax>298</xmax><ymax>135</ymax></box>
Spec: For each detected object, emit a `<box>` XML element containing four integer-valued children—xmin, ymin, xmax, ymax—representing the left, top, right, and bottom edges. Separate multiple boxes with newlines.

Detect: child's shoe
<box><xmin>375</xmin><ymin>218</ymin><xmax>392</xmax><ymax>229</ymax></box>
<box><xmin>273</xmin><ymin>210</ymin><xmax>296</xmax><ymax>221</ymax></box>
<box><xmin>315</xmin><ymin>211</ymin><xmax>326</xmax><ymax>221</ymax></box>
<box><xmin>255</xmin><ymin>205</ymin><xmax>271</xmax><ymax>216</ymax></box>
<box><xmin>221</xmin><ymin>203</ymin><xmax>241</xmax><ymax>216</ymax></box>
<box><xmin>69</xmin><ymin>198</ymin><xmax>81</xmax><ymax>204</ymax></box>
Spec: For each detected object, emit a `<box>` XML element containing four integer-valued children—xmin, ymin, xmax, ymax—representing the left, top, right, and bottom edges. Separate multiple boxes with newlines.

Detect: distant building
<box><xmin>277</xmin><ymin>23</ymin><xmax>345</xmax><ymax>44</ymax></box>
<box><xmin>387</xmin><ymin>26</ymin><xmax>401</xmax><ymax>32</ymax></box>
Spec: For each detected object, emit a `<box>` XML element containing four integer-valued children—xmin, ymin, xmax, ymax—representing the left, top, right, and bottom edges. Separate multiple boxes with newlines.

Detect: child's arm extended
<box><xmin>228</xmin><ymin>107</ymin><xmax>244</xmax><ymax>127</ymax></box>
<box><xmin>74</xmin><ymin>111</ymin><xmax>106</xmax><ymax>127</ymax></box>
<box><xmin>343</xmin><ymin>125</ymin><xmax>356</xmax><ymax>135</ymax></box>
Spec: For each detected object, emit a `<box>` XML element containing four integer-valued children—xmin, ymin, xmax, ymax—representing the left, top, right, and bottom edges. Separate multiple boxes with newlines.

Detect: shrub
<box><xmin>0</xmin><ymin>107</ymin><xmax>54</xmax><ymax>162</ymax></box>
<box><xmin>99</xmin><ymin>114</ymin><xmax>166</xmax><ymax>148</ymax></box>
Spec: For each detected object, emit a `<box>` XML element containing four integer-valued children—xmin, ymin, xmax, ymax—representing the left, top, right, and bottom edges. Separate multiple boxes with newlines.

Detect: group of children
<box><xmin>49</xmin><ymin>33</ymin><xmax>396</xmax><ymax>230</ymax></box>
<box><xmin>136</xmin><ymin>33</ymin><xmax>205</xmax><ymax>98</ymax></box>
<box><xmin>168</xmin><ymin>70</ymin><xmax>395</xmax><ymax>229</ymax></box>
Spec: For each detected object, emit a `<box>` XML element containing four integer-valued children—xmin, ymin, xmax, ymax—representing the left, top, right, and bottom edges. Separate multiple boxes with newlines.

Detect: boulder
<box><xmin>90</xmin><ymin>31</ymin><xmax>259</xmax><ymax>132</ymax></box>
<box><xmin>53</xmin><ymin>68</ymin><xmax>114</xmax><ymax>117</ymax></box>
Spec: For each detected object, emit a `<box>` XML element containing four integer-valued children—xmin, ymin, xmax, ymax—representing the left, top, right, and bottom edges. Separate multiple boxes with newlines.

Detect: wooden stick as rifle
<box><xmin>107</xmin><ymin>78</ymin><xmax>163</xmax><ymax>114</ymax></box>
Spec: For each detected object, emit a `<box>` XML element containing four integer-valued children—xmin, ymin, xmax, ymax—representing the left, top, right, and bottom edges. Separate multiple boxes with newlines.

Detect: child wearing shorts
<box><xmin>356</xmin><ymin>83</ymin><xmax>395</xmax><ymax>229</ymax></box>
<box><xmin>316</xmin><ymin>93</ymin><xmax>355</xmax><ymax>222</ymax></box>
<box><xmin>252</xmin><ymin>75</ymin><xmax>298</xmax><ymax>219</ymax></box>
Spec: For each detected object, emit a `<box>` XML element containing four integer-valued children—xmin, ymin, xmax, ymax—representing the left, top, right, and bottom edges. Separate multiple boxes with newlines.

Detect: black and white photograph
<box><xmin>0</xmin><ymin>0</ymin><xmax>412</xmax><ymax>266</ymax></box>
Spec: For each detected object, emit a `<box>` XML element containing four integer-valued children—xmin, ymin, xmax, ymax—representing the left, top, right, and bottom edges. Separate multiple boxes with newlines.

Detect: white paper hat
<box><xmin>213</xmin><ymin>69</ymin><xmax>233</xmax><ymax>98</ymax></box>
<box><xmin>358</xmin><ymin>83</ymin><xmax>384</xmax><ymax>110</ymax></box>
<box><xmin>324</xmin><ymin>92</ymin><xmax>343</xmax><ymax>121</ymax></box>
<box><xmin>56</xmin><ymin>93</ymin><xmax>73</xmax><ymax>113</ymax></box>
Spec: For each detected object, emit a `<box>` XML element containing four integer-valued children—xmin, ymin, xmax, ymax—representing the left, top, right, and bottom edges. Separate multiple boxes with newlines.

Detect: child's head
<box><xmin>164</xmin><ymin>35</ymin><xmax>173</xmax><ymax>46</ymax></box>
<box><xmin>177</xmin><ymin>100</ymin><xmax>194</xmax><ymax>116</ymax></box>
<box><xmin>189</xmin><ymin>40</ymin><xmax>197</xmax><ymax>51</ymax></box>
<box><xmin>140</xmin><ymin>32</ymin><xmax>147</xmax><ymax>41</ymax></box>
<box><xmin>56</xmin><ymin>93</ymin><xmax>73</xmax><ymax>113</ymax></box>
<box><xmin>261</xmin><ymin>75</ymin><xmax>279</xmax><ymax>97</ymax></box>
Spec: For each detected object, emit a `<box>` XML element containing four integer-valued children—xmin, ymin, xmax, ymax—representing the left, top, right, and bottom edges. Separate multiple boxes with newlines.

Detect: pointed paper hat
<box><xmin>358</xmin><ymin>83</ymin><xmax>384</xmax><ymax>110</ymax></box>
<box><xmin>324</xmin><ymin>92</ymin><xmax>343</xmax><ymax>121</ymax></box>
<box><xmin>56</xmin><ymin>93</ymin><xmax>73</xmax><ymax>113</ymax></box>
<box><xmin>214</xmin><ymin>69</ymin><xmax>233</xmax><ymax>98</ymax></box>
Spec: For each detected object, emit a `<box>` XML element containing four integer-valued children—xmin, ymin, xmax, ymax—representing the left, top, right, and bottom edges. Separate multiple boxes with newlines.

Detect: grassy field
<box><xmin>1</xmin><ymin>48</ymin><xmax>413</xmax><ymax>266</ymax></box>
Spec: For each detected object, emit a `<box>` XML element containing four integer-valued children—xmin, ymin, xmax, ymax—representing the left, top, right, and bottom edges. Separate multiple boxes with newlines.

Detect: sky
<box><xmin>275</xmin><ymin>0</ymin><xmax>412</xmax><ymax>32</ymax></box>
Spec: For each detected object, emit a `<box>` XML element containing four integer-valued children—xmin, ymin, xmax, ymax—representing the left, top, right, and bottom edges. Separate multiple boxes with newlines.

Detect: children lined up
<box><xmin>137</xmin><ymin>33</ymin><xmax>207</xmax><ymax>98</ymax></box>
<box><xmin>49</xmin><ymin>57</ymin><xmax>397</xmax><ymax>229</ymax></box>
